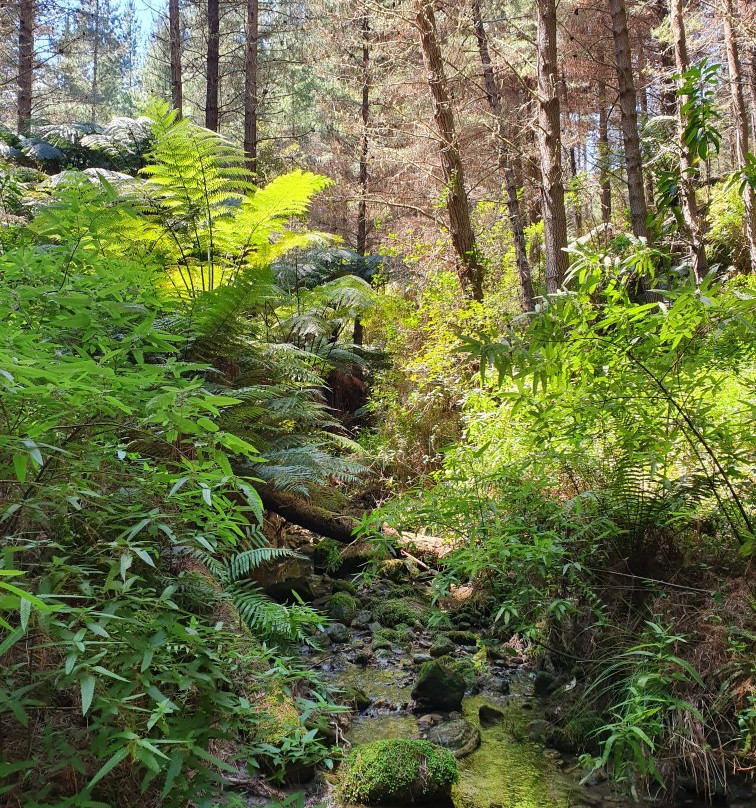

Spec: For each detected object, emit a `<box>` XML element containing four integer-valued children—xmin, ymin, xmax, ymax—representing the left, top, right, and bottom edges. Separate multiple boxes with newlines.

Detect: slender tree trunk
<box><xmin>608</xmin><ymin>0</ymin><xmax>650</xmax><ymax>241</ymax></box>
<box><xmin>357</xmin><ymin>14</ymin><xmax>369</xmax><ymax>257</ymax></box>
<box><xmin>569</xmin><ymin>145</ymin><xmax>583</xmax><ymax>235</ymax></box>
<box><xmin>638</xmin><ymin>72</ymin><xmax>656</xmax><ymax>207</ymax></box>
<box><xmin>17</xmin><ymin>0</ymin><xmax>34</xmax><ymax>134</ymax></box>
<box><xmin>654</xmin><ymin>0</ymin><xmax>678</xmax><ymax>116</ymax></box>
<box><xmin>205</xmin><ymin>0</ymin><xmax>220</xmax><ymax>131</ymax></box>
<box><xmin>416</xmin><ymin>0</ymin><xmax>485</xmax><ymax>300</ymax></box>
<box><xmin>354</xmin><ymin>14</ymin><xmax>370</xmax><ymax>347</ymax></box>
<box><xmin>169</xmin><ymin>0</ymin><xmax>183</xmax><ymax>116</ymax></box>
<box><xmin>598</xmin><ymin>80</ymin><xmax>612</xmax><ymax>224</ymax></box>
<box><xmin>670</xmin><ymin>0</ymin><xmax>708</xmax><ymax>281</ymax></box>
<box><xmin>244</xmin><ymin>0</ymin><xmax>258</xmax><ymax>170</ymax></box>
<box><xmin>91</xmin><ymin>0</ymin><xmax>99</xmax><ymax>121</ymax></box>
<box><xmin>749</xmin><ymin>44</ymin><xmax>756</xmax><ymax>141</ymax></box>
<box><xmin>535</xmin><ymin>0</ymin><xmax>568</xmax><ymax>292</ymax></box>
<box><xmin>722</xmin><ymin>0</ymin><xmax>756</xmax><ymax>269</ymax></box>
<box><xmin>471</xmin><ymin>0</ymin><xmax>534</xmax><ymax>310</ymax></box>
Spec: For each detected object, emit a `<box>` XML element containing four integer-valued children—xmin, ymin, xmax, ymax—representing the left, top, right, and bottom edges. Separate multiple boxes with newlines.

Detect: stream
<box><xmin>317</xmin><ymin>635</ymin><xmax>755</xmax><ymax>808</ymax></box>
<box><xmin>258</xmin><ymin>546</ymin><xmax>754</xmax><ymax>808</ymax></box>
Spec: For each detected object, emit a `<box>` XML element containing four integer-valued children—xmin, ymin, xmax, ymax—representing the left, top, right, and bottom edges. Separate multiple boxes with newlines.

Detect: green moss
<box><xmin>332</xmin><ymin>578</ymin><xmax>357</xmax><ymax>594</ymax></box>
<box><xmin>373</xmin><ymin>623</ymin><xmax>413</xmax><ymax>650</ymax></box>
<box><xmin>428</xmin><ymin>654</ymin><xmax>478</xmax><ymax>691</ymax></box>
<box><xmin>313</xmin><ymin>538</ymin><xmax>342</xmax><ymax>573</ymax></box>
<box><xmin>430</xmin><ymin>635</ymin><xmax>455</xmax><ymax>657</ymax></box>
<box><xmin>338</xmin><ymin>739</ymin><xmax>458</xmax><ymax>804</ymax></box>
<box><xmin>374</xmin><ymin>598</ymin><xmax>425</xmax><ymax>628</ymax></box>
<box><xmin>327</xmin><ymin>592</ymin><xmax>360</xmax><ymax>622</ymax></box>
<box><xmin>444</xmin><ymin>630</ymin><xmax>479</xmax><ymax>646</ymax></box>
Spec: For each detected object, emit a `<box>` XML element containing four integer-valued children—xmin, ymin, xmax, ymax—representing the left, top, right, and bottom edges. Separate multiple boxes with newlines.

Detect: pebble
<box><xmin>413</xmin><ymin>653</ymin><xmax>432</xmax><ymax>664</ymax></box>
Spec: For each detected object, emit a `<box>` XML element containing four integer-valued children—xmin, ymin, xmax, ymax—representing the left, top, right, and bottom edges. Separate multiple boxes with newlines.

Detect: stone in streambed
<box><xmin>429</xmin><ymin>636</ymin><xmax>455</xmax><ymax>657</ymax></box>
<box><xmin>352</xmin><ymin>609</ymin><xmax>373</xmax><ymax>628</ymax></box>
<box><xmin>324</xmin><ymin>622</ymin><xmax>350</xmax><ymax>643</ymax></box>
<box><xmin>428</xmin><ymin>718</ymin><xmax>481</xmax><ymax>759</ymax></box>
<box><xmin>411</xmin><ymin>660</ymin><xmax>466</xmax><ymax>711</ymax></box>
<box><xmin>478</xmin><ymin>703</ymin><xmax>507</xmax><ymax>727</ymax></box>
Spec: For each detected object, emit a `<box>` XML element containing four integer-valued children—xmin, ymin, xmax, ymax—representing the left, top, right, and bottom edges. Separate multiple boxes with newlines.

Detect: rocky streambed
<box><xmin>252</xmin><ymin>540</ymin><xmax>754</xmax><ymax>808</ymax></box>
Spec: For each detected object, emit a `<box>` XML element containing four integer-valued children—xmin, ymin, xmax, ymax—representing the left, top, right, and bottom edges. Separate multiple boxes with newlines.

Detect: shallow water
<box><xmin>323</xmin><ymin>654</ymin><xmax>755</xmax><ymax>808</ymax></box>
<box><xmin>455</xmin><ymin>694</ymin><xmax>576</xmax><ymax>808</ymax></box>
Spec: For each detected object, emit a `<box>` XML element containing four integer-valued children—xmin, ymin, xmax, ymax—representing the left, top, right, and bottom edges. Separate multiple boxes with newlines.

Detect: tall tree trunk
<box><xmin>722</xmin><ymin>0</ymin><xmax>756</xmax><ymax>270</ymax></box>
<box><xmin>654</xmin><ymin>0</ymin><xmax>678</xmax><ymax>116</ymax></box>
<box><xmin>244</xmin><ymin>0</ymin><xmax>258</xmax><ymax>170</ymax></box>
<box><xmin>356</xmin><ymin>14</ymin><xmax>370</xmax><ymax>257</ymax></box>
<box><xmin>608</xmin><ymin>0</ymin><xmax>650</xmax><ymax>241</ymax></box>
<box><xmin>205</xmin><ymin>0</ymin><xmax>220</xmax><ymax>131</ymax></box>
<box><xmin>169</xmin><ymin>0</ymin><xmax>183</xmax><ymax>116</ymax></box>
<box><xmin>598</xmin><ymin>80</ymin><xmax>612</xmax><ymax>225</ymax></box>
<box><xmin>670</xmin><ymin>0</ymin><xmax>708</xmax><ymax>281</ymax></box>
<box><xmin>569</xmin><ymin>145</ymin><xmax>583</xmax><ymax>236</ymax></box>
<box><xmin>91</xmin><ymin>0</ymin><xmax>99</xmax><ymax>121</ymax></box>
<box><xmin>416</xmin><ymin>0</ymin><xmax>485</xmax><ymax>301</ymax></box>
<box><xmin>535</xmin><ymin>0</ymin><xmax>568</xmax><ymax>292</ymax></box>
<box><xmin>471</xmin><ymin>0</ymin><xmax>534</xmax><ymax>310</ymax></box>
<box><xmin>17</xmin><ymin>0</ymin><xmax>34</xmax><ymax>134</ymax></box>
<box><xmin>354</xmin><ymin>14</ymin><xmax>370</xmax><ymax>347</ymax></box>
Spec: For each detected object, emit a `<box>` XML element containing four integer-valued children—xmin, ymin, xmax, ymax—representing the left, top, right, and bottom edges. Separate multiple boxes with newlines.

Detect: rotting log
<box><xmin>260</xmin><ymin>489</ymin><xmax>359</xmax><ymax>544</ymax></box>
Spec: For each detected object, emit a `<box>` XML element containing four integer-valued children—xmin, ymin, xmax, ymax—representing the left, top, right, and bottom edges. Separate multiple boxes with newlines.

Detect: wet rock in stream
<box><xmin>427</xmin><ymin>717</ymin><xmax>482</xmax><ymax>758</ymax></box>
<box><xmin>411</xmin><ymin>659</ymin><xmax>466</xmax><ymax>711</ymax></box>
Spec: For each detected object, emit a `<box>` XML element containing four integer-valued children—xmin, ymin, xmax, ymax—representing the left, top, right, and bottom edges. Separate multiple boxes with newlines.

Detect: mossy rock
<box><xmin>411</xmin><ymin>660</ymin><xmax>466</xmax><ymax>711</ymax></box>
<box><xmin>376</xmin><ymin>558</ymin><xmax>409</xmax><ymax>581</ymax></box>
<box><xmin>332</xmin><ymin>578</ymin><xmax>357</xmax><ymax>594</ymax></box>
<box><xmin>338</xmin><ymin>739</ymin><xmax>458</xmax><ymax>805</ymax></box>
<box><xmin>428</xmin><ymin>718</ymin><xmax>481</xmax><ymax>759</ymax></box>
<box><xmin>444</xmin><ymin>630</ymin><xmax>479</xmax><ymax>646</ymax></box>
<box><xmin>373</xmin><ymin>624</ymin><xmax>413</xmax><ymax>650</ymax></box>
<box><xmin>327</xmin><ymin>592</ymin><xmax>360</xmax><ymax>623</ymax></box>
<box><xmin>429</xmin><ymin>635</ymin><xmax>455</xmax><ymax>658</ymax></box>
<box><xmin>374</xmin><ymin>598</ymin><xmax>425</xmax><ymax>628</ymax></box>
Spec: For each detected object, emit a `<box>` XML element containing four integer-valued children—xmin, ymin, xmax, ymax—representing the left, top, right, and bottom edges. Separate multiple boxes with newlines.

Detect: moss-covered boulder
<box><xmin>327</xmin><ymin>592</ymin><xmax>360</xmax><ymax>623</ymax></box>
<box><xmin>373</xmin><ymin>598</ymin><xmax>425</xmax><ymax>628</ymax></box>
<box><xmin>429</xmin><ymin>635</ymin><xmax>455</xmax><ymax>658</ymax></box>
<box><xmin>411</xmin><ymin>660</ymin><xmax>466</xmax><ymax>710</ymax></box>
<box><xmin>338</xmin><ymin>739</ymin><xmax>458</xmax><ymax>805</ymax></box>
<box><xmin>445</xmin><ymin>630</ymin><xmax>478</xmax><ymax>646</ymax></box>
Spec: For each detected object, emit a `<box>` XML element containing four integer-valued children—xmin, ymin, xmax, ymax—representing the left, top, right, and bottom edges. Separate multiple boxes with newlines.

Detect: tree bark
<box><xmin>260</xmin><ymin>489</ymin><xmax>358</xmax><ymax>544</ymax></box>
<box><xmin>416</xmin><ymin>0</ymin><xmax>485</xmax><ymax>301</ymax></box>
<box><xmin>535</xmin><ymin>0</ymin><xmax>568</xmax><ymax>293</ymax></box>
<box><xmin>357</xmin><ymin>14</ymin><xmax>370</xmax><ymax>257</ymax></box>
<box><xmin>608</xmin><ymin>0</ymin><xmax>650</xmax><ymax>241</ymax></box>
<box><xmin>598</xmin><ymin>80</ymin><xmax>612</xmax><ymax>224</ymax></box>
<box><xmin>169</xmin><ymin>0</ymin><xmax>183</xmax><ymax>117</ymax></box>
<box><xmin>722</xmin><ymin>0</ymin><xmax>756</xmax><ymax>270</ymax></box>
<box><xmin>670</xmin><ymin>0</ymin><xmax>708</xmax><ymax>281</ymax></box>
<box><xmin>243</xmin><ymin>0</ymin><xmax>259</xmax><ymax>171</ymax></box>
<box><xmin>472</xmin><ymin>0</ymin><xmax>534</xmax><ymax>311</ymax></box>
<box><xmin>91</xmin><ymin>0</ymin><xmax>100</xmax><ymax>121</ymax></box>
<box><xmin>17</xmin><ymin>0</ymin><xmax>34</xmax><ymax>134</ymax></box>
<box><xmin>205</xmin><ymin>0</ymin><xmax>220</xmax><ymax>131</ymax></box>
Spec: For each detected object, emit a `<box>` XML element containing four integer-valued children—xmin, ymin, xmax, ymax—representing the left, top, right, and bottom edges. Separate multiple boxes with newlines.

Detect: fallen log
<box><xmin>260</xmin><ymin>489</ymin><xmax>358</xmax><ymax>544</ymax></box>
